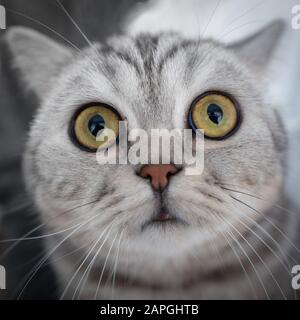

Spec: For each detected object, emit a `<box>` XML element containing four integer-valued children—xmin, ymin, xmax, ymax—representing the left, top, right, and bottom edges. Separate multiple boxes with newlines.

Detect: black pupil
<box><xmin>88</xmin><ymin>114</ymin><xmax>105</xmax><ymax>137</ymax></box>
<box><xmin>207</xmin><ymin>104</ymin><xmax>223</xmax><ymax>125</ymax></box>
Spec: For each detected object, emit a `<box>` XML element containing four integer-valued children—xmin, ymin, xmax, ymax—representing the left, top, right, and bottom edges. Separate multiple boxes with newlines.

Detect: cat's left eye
<box><xmin>188</xmin><ymin>92</ymin><xmax>240</xmax><ymax>139</ymax></box>
<box><xmin>71</xmin><ymin>104</ymin><xmax>121</xmax><ymax>151</ymax></box>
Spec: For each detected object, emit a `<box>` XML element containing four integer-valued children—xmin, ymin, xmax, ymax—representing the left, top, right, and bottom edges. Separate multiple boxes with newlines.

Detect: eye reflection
<box><xmin>207</xmin><ymin>104</ymin><xmax>223</xmax><ymax>125</ymax></box>
<box><xmin>88</xmin><ymin>114</ymin><xmax>105</xmax><ymax>137</ymax></box>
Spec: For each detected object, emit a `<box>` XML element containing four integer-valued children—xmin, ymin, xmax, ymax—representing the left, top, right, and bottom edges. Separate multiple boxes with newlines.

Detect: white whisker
<box><xmin>219</xmin><ymin>214</ymin><xmax>288</xmax><ymax>300</ymax></box>
<box><xmin>55</xmin><ymin>0</ymin><xmax>92</xmax><ymax>47</ymax></box>
<box><xmin>93</xmin><ymin>232</ymin><xmax>119</xmax><ymax>300</ymax></box>
<box><xmin>215</xmin><ymin>226</ymin><xmax>258</xmax><ymax>299</ymax></box>
<box><xmin>6</xmin><ymin>8</ymin><xmax>81</xmax><ymax>51</ymax></box>
<box><xmin>111</xmin><ymin>228</ymin><xmax>125</xmax><ymax>299</ymax></box>
<box><xmin>16</xmin><ymin>210</ymin><xmax>102</xmax><ymax>299</ymax></box>
<box><xmin>68</xmin><ymin>220</ymin><xmax>116</xmax><ymax>300</ymax></box>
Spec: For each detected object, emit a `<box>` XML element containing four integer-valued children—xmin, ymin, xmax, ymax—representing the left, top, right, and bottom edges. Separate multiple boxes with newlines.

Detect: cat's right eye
<box><xmin>71</xmin><ymin>104</ymin><xmax>121</xmax><ymax>152</ymax></box>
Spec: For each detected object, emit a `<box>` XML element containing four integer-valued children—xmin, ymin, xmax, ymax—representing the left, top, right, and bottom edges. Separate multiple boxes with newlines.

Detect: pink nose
<box><xmin>139</xmin><ymin>164</ymin><xmax>179</xmax><ymax>191</ymax></box>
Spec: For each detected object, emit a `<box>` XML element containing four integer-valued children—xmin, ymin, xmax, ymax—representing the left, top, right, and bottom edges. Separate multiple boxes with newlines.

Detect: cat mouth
<box><xmin>142</xmin><ymin>206</ymin><xmax>185</xmax><ymax>230</ymax></box>
<box><xmin>152</xmin><ymin>210</ymin><xmax>176</xmax><ymax>222</ymax></box>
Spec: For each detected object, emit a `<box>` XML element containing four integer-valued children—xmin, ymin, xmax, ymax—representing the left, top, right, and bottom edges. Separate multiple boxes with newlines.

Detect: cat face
<box><xmin>5</xmin><ymin>24</ymin><xmax>286</xmax><ymax>288</ymax></box>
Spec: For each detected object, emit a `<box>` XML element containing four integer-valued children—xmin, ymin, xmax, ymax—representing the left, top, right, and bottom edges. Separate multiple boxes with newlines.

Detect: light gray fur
<box><xmin>4</xmin><ymin>22</ymin><xmax>300</xmax><ymax>299</ymax></box>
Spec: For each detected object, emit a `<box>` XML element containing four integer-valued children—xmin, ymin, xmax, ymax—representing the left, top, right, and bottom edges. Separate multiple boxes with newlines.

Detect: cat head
<box><xmin>4</xmin><ymin>22</ymin><xmax>286</xmax><ymax>291</ymax></box>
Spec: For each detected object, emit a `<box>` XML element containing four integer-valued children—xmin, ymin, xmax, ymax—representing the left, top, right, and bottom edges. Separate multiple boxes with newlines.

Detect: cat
<box><xmin>3</xmin><ymin>21</ymin><xmax>300</xmax><ymax>299</ymax></box>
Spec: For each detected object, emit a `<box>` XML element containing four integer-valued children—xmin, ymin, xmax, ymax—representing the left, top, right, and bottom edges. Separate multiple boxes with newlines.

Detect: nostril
<box><xmin>139</xmin><ymin>171</ymin><xmax>151</xmax><ymax>181</ymax></box>
<box><xmin>167</xmin><ymin>167</ymin><xmax>179</xmax><ymax>178</ymax></box>
<box><xmin>138</xmin><ymin>164</ymin><xmax>179</xmax><ymax>192</ymax></box>
<box><xmin>145</xmin><ymin>174</ymin><xmax>154</xmax><ymax>185</ymax></box>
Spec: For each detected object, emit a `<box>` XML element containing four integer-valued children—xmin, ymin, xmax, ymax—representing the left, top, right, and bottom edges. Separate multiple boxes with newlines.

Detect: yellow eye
<box><xmin>72</xmin><ymin>105</ymin><xmax>121</xmax><ymax>151</ymax></box>
<box><xmin>189</xmin><ymin>92</ymin><xmax>240</xmax><ymax>139</ymax></box>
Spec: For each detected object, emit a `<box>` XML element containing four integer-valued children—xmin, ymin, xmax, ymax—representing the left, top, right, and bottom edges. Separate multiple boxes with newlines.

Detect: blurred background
<box><xmin>0</xmin><ymin>0</ymin><xmax>299</xmax><ymax>299</ymax></box>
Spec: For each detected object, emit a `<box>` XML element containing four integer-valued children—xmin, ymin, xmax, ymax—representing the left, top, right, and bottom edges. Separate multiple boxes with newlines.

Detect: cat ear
<box><xmin>227</xmin><ymin>21</ymin><xmax>285</xmax><ymax>72</ymax></box>
<box><xmin>4</xmin><ymin>26</ymin><xmax>74</xmax><ymax>99</ymax></box>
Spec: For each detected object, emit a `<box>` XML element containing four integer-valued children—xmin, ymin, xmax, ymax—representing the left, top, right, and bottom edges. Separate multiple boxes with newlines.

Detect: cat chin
<box><xmin>62</xmin><ymin>227</ymin><xmax>241</xmax><ymax>298</ymax></box>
